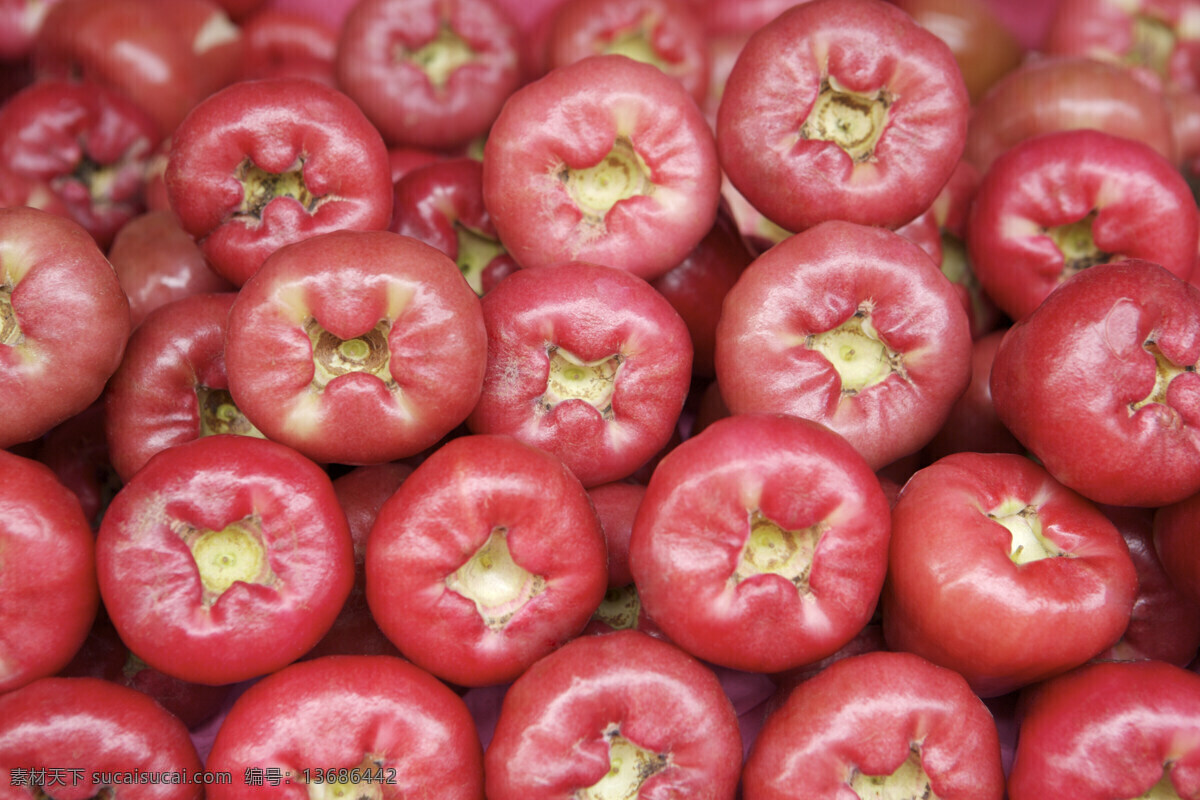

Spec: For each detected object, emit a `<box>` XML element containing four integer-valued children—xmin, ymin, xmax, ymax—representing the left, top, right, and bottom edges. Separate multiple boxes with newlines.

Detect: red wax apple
<box><xmin>335</xmin><ymin>0</ymin><xmax>521</xmax><ymax>150</ymax></box>
<box><xmin>968</xmin><ymin>129</ymin><xmax>1197</xmax><ymax>322</ymax></box>
<box><xmin>164</xmin><ymin>77</ymin><xmax>393</xmax><ymax>286</ymax></box>
<box><xmin>482</xmin><ymin>53</ymin><xmax>721</xmax><ymax>281</ymax></box>
<box><xmin>1008</xmin><ymin>660</ymin><xmax>1200</xmax><ymax>799</ymax></box>
<box><xmin>105</xmin><ymin>292</ymin><xmax>261</xmax><ymax>483</ymax></box>
<box><xmin>0</xmin><ymin>207</ymin><xmax>130</xmax><ymax>449</ymax></box>
<box><xmin>467</xmin><ymin>261</ymin><xmax>692</xmax><ymax>487</ymax></box>
<box><xmin>206</xmin><ymin>656</ymin><xmax>484</xmax><ymax>799</ymax></box>
<box><xmin>96</xmin><ymin>435</ymin><xmax>355</xmax><ymax>685</ymax></box>
<box><xmin>486</xmin><ymin>630</ymin><xmax>742</xmax><ymax>800</ymax></box>
<box><xmin>238</xmin><ymin>7</ymin><xmax>338</xmax><ymax>84</ymax></box>
<box><xmin>225</xmin><ymin>230</ymin><xmax>487</xmax><ymax>466</ymax></box>
<box><xmin>744</xmin><ymin>651</ymin><xmax>1005</xmax><ymax>800</ymax></box>
<box><xmin>366</xmin><ymin>434</ymin><xmax>608</xmax><ymax>687</ymax></box>
<box><xmin>990</xmin><ymin>260</ymin><xmax>1200</xmax><ymax>507</ymax></box>
<box><xmin>582</xmin><ymin>481</ymin><xmax>657</xmax><ymax>637</ymax></box>
<box><xmin>716</xmin><ymin>0</ymin><xmax>969</xmax><ymax>232</ymax></box>
<box><xmin>0</xmin><ymin>450</ymin><xmax>97</xmax><ymax>694</ymax></box>
<box><xmin>883</xmin><ymin>452</ymin><xmax>1139</xmax><ymax>697</ymax></box>
<box><xmin>0</xmin><ymin>677</ymin><xmax>203</xmax><ymax>800</ymax></box>
<box><xmin>1154</xmin><ymin>490</ymin><xmax>1200</xmax><ymax>610</ymax></box>
<box><xmin>629</xmin><ymin>413</ymin><xmax>892</xmax><ymax>673</ymax></box>
<box><xmin>715</xmin><ymin>220</ymin><xmax>972</xmax><ymax>470</ymax></box>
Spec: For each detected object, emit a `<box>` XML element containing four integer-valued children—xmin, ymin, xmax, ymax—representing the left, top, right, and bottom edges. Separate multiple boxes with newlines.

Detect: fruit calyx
<box><xmin>801</xmin><ymin>75</ymin><xmax>891</xmax><ymax>163</ymax></box>
<box><xmin>173</xmin><ymin>515</ymin><xmax>278</xmax><ymax>607</ymax></box>
<box><xmin>235</xmin><ymin>156</ymin><xmax>326</xmax><ymax>222</ymax></box>
<box><xmin>1046</xmin><ymin>211</ymin><xmax>1112</xmax><ymax>280</ymax></box>
<box><xmin>454</xmin><ymin>223</ymin><xmax>505</xmax><ymax>296</ymax></box>
<box><xmin>730</xmin><ymin>509</ymin><xmax>826</xmax><ymax>594</ymax></box>
<box><xmin>560</xmin><ymin>136</ymin><xmax>655</xmax><ymax>225</ymax></box>
<box><xmin>398</xmin><ymin>24</ymin><xmax>476</xmax><ymax>91</ymax></box>
<box><xmin>305</xmin><ymin>318</ymin><xmax>395</xmax><ymax>391</ymax></box>
<box><xmin>446</xmin><ymin>527</ymin><xmax>546</xmax><ymax>631</ymax></box>
<box><xmin>847</xmin><ymin>745</ymin><xmax>938</xmax><ymax>800</ymax></box>
<box><xmin>986</xmin><ymin>500</ymin><xmax>1066</xmax><ymax>565</ymax></box>
<box><xmin>1129</xmin><ymin>340</ymin><xmax>1195</xmax><ymax>415</ymax></box>
<box><xmin>196</xmin><ymin>386</ymin><xmax>265</xmax><ymax>438</ymax></box>
<box><xmin>807</xmin><ymin>306</ymin><xmax>904</xmax><ymax>397</ymax></box>
<box><xmin>540</xmin><ymin>344</ymin><xmax>624</xmax><ymax>420</ymax></box>
<box><xmin>577</xmin><ymin>724</ymin><xmax>670</xmax><ymax>800</ymax></box>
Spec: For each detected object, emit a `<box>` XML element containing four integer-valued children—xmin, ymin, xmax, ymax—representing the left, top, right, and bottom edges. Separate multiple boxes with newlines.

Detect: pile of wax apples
<box><xmin>4</xmin><ymin>0</ymin><xmax>1200</xmax><ymax>797</ymax></box>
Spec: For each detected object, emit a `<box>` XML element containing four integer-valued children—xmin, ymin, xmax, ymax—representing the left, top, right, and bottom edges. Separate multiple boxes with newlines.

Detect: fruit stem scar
<box><xmin>986</xmin><ymin>500</ymin><xmax>1066</xmax><ymax>565</ymax></box>
<box><xmin>196</xmin><ymin>386</ymin><xmax>266</xmax><ymax>438</ymax></box>
<box><xmin>800</xmin><ymin>76</ymin><xmax>891</xmax><ymax>163</ymax></box>
<box><xmin>445</xmin><ymin>527</ymin><xmax>546</xmax><ymax>631</ymax></box>
<box><xmin>807</xmin><ymin>306</ymin><xmax>904</xmax><ymax>396</ymax></box>
<box><xmin>1045</xmin><ymin>211</ymin><xmax>1111</xmax><ymax>280</ymax></box>
<box><xmin>172</xmin><ymin>515</ymin><xmax>278</xmax><ymax>607</ymax></box>
<box><xmin>395</xmin><ymin>25</ymin><xmax>477</xmax><ymax>90</ymax></box>
<box><xmin>730</xmin><ymin>509</ymin><xmax>826</xmax><ymax>593</ymax></box>
<box><xmin>304</xmin><ymin>318</ymin><xmax>395</xmax><ymax>392</ymax></box>
<box><xmin>576</xmin><ymin>724</ymin><xmax>670</xmax><ymax>800</ymax></box>
<box><xmin>559</xmin><ymin>136</ymin><xmax>654</xmax><ymax>224</ymax></box>
<box><xmin>848</xmin><ymin>745</ymin><xmax>937</xmax><ymax>800</ymax></box>
<box><xmin>235</xmin><ymin>156</ymin><xmax>323</xmax><ymax>221</ymax></box>
<box><xmin>0</xmin><ymin>281</ymin><xmax>22</xmax><ymax>346</ymax></box>
<box><xmin>539</xmin><ymin>345</ymin><xmax>624</xmax><ymax>419</ymax></box>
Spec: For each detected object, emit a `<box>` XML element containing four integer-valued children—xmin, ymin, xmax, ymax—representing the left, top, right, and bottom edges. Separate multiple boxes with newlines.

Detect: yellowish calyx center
<box><xmin>196</xmin><ymin>386</ymin><xmax>266</xmax><ymax>439</ymax></box>
<box><xmin>561</xmin><ymin>136</ymin><xmax>654</xmax><ymax>223</ymax></box>
<box><xmin>1134</xmin><ymin>765</ymin><xmax>1184</xmax><ymax>800</ymax></box>
<box><xmin>1046</xmin><ymin>211</ymin><xmax>1111</xmax><ymax>280</ymax></box>
<box><xmin>305</xmin><ymin>318</ymin><xmax>394</xmax><ymax>391</ymax></box>
<box><xmin>540</xmin><ymin>345</ymin><xmax>624</xmax><ymax>419</ymax></box>
<box><xmin>801</xmin><ymin>76</ymin><xmax>890</xmax><ymax>163</ymax></box>
<box><xmin>174</xmin><ymin>516</ymin><xmax>277</xmax><ymax>607</ymax></box>
<box><xmin>446</xmin><ymin>527</ymin><xmax>546</xmax><ymax>631</ymax></box>
<box><xmin>1128</xmin><ymin>14</ymin><xmax>1175</xmax><ymax>79</ymax></box>
<box><xmin>397</xmin><ymin>25</ymin><xmax>476</xmax><ymax>90</ymax></box>
<box><xmin>987</xmin><ymin>500</ymin><xmax>1064</xmax><ymax>565</ymax></box>
<box><xmin>730</xmin><ymin>510</ymin><xmax>825</xmax><ymax>593</ymax></box>
<box><xmin>301</xmin><ymin>755</ymin><xmax>389</xmax><ymax>800</ymax></box>
<box><xmin>848</xmin><ymin>747</ymin><xmax>940</xmax><ymax>800</ymax></box>
<box><xmin>807</xmin><ymin>308</ymin><xmax>902</xmax><ymax>396</ymax></box>
<box><xmin>236</xmin><ymin>157</ymin><xmax>322</xmax><ymax>221</ymax></box>
<box><xmin>454</xmin><ymin>223</ymin><xmax>506</xmax><ymax>296</ymax></box>
<box><xmin>577</xmin><ymin>725</ymin><xmax>670</xmax><ymax>800</ymax></box>
<box><xmin>0</xmin><ymin>282</ymin><xmax>21</xmax><ymax>346</ymax></box>
<box><xmin>592</xmin><ymin>584</ymin><xmax>642</xmax><ymax>631</ymax></box>
<box><xmin>1130</xmin><ymin>340</ymin><xmax>1195</xmax><ymax>414</ymax></box>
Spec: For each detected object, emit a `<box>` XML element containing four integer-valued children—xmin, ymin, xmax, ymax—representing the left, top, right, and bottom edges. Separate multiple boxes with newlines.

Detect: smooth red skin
<box><xmin>968</xmin><ymin>129</ymin><xmax>1198</xmax><ymax>322</ymax></box>
<box><xmin>1155</xmin><ymin>491</ymin><xmax>1200</xmax><ymax>609</ymax></box>
<box><xmin>990</xmin><ymin>260</ymin><xmax>1200</xmax><ymax>507</ymax></box>
<box><xmin>688</xmin><ymin>0</ymin><xmax>802</xmax><ymax>34</ymax></box>
<box><xmin>96</xmin><ymin>435</ymin><xmax>355</xmax><ymax>686</ymax></box>
<box><xmin>164</xmin><ymin>77</ymin><xmax>393</xmax><ymax>287</ymax></box>
<box><xmin>966</xmin><ymin>56</ymin><xmax>1177</xmax><ymax>173</ymax></box>
<box><xmin>1044</xmin><ymin>0</ymin><xmax>1200</xmax><ymax>92</ymax></box>
<box><xmin>155</xmin><ymin>0</ymin><xmax>245</xmax><ymax>102</ymax></box>
<box><xmin>1098</xmin><ymin>505</ymin><xmax>1200</xmax><ymax>666</ymax></box>
<box><xmin>207</xmin><ymin>656</ymin><xmax>484</xmax><ymax>800</ymax></box>
<box><xmin>651</xmin><ymin>212</ymin><xmax>752</xmax><ymax>378</ymax></box>
<box><xmin>715</xmin><ymin>220</ymin><xmax>973</xmax><ymax>471</ymax></box>
<box><xmin>0</xmin><ymin>0</ymin><xmax>62</xmax><ymax>60</ymax></box>
<box><xmin>482</xmin><ymin>54</ymin><xmax>721</xmax><ymax>281</ymax></box>
<box><xmin>225</xmin><ymin>230</ymin><xmax>487</xmax><ymax>466</ymax></box>
<box><xmin>108</xmin><ymin>211</ymin><xmax>234</xmax><ymax>328</ymax></box>
<box><xmin>37</xmin><ymin>402</ymin><xmax>117</xmax><ymax>528</ymax></box>
<box><xmin>336</xmin><ymin>0</ymin><xmax>521</xmax><ymax>150</ymax></box>
<box><xmin>366</xmin><ymin>434</ymin><xmax>609</xmax><ymax>687</ymax></box>
<box><xmin>744</xmin><ymin>651</ymin><xmax>1004</xmax><ymax>800</ymax></box>
<box><xmin>238</xmin><ymin>8</ymin><xmax>337</xmax><ymax>84</ymax></box>
<box><xmin>105</xmin><ymin>292</ymin><xmax>240</xmax><ymax>482</ymax></box>
<box><xmin>768</xmin><ymin>623</ymin><xmax>887</xmax><ymax>694</ymax></box>
<box><xmin>486</xmin><ymin>630</ymin><xmax>742</xmax><ymax>800</ymax></box>
<box><xmin>629</xmin><ymin>413</ymin><xmax>891</xmax><ymax>673</ymax></box>
<box><xmin>388</xmin><ymin>146</ymin><xmax>442</xmax><ymax>183</ymax></box>
<box><xmin>389</xmin><ymin>157</ymin><xmax>517</xmax><ymax>295</ymax></box>
<box><xmin>1009</xmin><ymin>660</ymin><xmax>1200</xmax><ymax>799</ymax></box>
<box><xmin>0</xmin><ymin>451</ymin><xmax>97</xmax><ymax>695</ymax></box>
<box><xmin>467</xmin><ymin>262</ymin><xmax>693</xmax><ymax>487</ymax></box>
<box><xmin>0</xmin><ymin>79</ymin><xmax>159</xmax><ymax>249</ymax></box>
<box><xmin>883</xmin><ymin>452</ymin><xmax>1139</xmax><ymax>697</ymax></box>
<box><xmin>0</xmin><ymin>207</ymin><xmax>131</xmax><ymax>449</ymax></box>
<box><xmin>545</xmin><ymin>0</ymin><xmax>709</xmax><ymax>104</ymax></box>
<box><xmin>0</xmin><ymin>678</ymin><xmax>203</xmax><ymax>800</ymax></box>
<box><xmin>716</xmin><ymin>0</ymin><xmax>969</xmax><ymax>233</ymax></box>
<box><xmin>589</xmin><ymin>481</ymin><xmax>646</xmax><ymax>587</ymax></box>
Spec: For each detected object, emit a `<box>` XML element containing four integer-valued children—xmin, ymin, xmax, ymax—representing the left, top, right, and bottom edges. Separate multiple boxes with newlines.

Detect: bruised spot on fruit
<box><xmin>1045</xmin><ymin>211</ymin><xmax>1112</xmax><ymax>280</ymax></box>
<box><xmin>305</xmin><ymin>318</ymin><xmax>395</xmax><ymax>391</ymax></box>
<box><xmin>196</xmin><ymin>386</ymin><xmax>266</xmax><ymax>439</ymax></box>
<box><xmin>1128</xmin><ymin>13</ymin><xmax>1176</xmax><ymax>79</ymax></box>
<box><xmin>592</xmin><ymin>584</ymin><xmax>642</xmax><ymax>631</ymax></box>
<box><xmin>539</xmin><ymin>345</ymin><xmax>624</xmax><ymax>420</ymax></box>
<box><xmin>1134</xmin><ymin>764</ymin><xmax>1185</xmax><ymax>800</ymax></box>
<box><xmin>396</xmin><ymin>25</ymin><xmax>477</xmax><ymax>91</ymax></box>
<box><xmin>173</xmin><ymin>515</ymin><xmax>278</xmax><ymax>607</ymax></box>
<box><xmin>234</xmin><ymin>157</ymin><xmax>324</xmax><ymax>222</ymax></box>
<box><xmin>807</xmin><ymin>306</ymin><xmax>904</xmax><ymax>397</ymax></box>
<box><xmin>454</xmin><ymin>223</ymin><xmax>506</xmax><ymax>296</ymax></box>
<box><xmin>730</xmin><ymin>509</ymin><xmax>826</xmax><ymax>593</ymax></box>
<box><xmin>446</xmin><ymin>527</ymin><xmax>546</xmax><ymax>631</ymax></box>
<box><xmin>1130</xmin><ymin>340</ymin><xmax>1196</xmax><ymax>416</ymax></box>
<box><xmin>848</xmin><ymin>745</ymin><xmax>937</xmax><ymax>800</ymax></box>
<box><xmin>559</xmin><ymin>136</ymin><xmax>655</xmax><ymax>226</ymax></box>
<box><xmin>800</xmin><ymin>76</ymin><xmax>891</xmax><ymax>163</ymax></box>
<box><xmin>579</xmin><ymin>724</ymin><xmax>671</xmax><ymax>800</ymax></box>
<box><xmin>986</xmin><ymin>500</ymin><xmax>1067</xmax><ymax>565</ymax></box>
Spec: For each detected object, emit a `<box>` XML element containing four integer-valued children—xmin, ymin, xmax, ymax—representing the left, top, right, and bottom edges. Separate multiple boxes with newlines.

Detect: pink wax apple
<box><xmin>482</xmin><ymin>54</ymin><xmax>721</xmax><ymax>281</ymax></box>
<box><xmin>629</xmin><ymin>413</ymin><xmax>892</xmax><ymax>673</ymax></box>
<box><xmin>486</xmin><ymin>630</ymin><xmax>742</xmax><ymax>800</ymax></box>
<box><xmin>716</xmin><ymin>0</ymin><xmax>970</xmax><ymax>233</ymax></box>
<box><xmin>715</xmin><ymin>220</ymin><xmax>972</xmax><ymax>470</ymax></box>
<box><xmin>883</xmin><ymin>452</ymin><xmax>1138</xmax><ymax>697</ymax></box>
<box><xmin>366</xmin><ymin>434</ymin><xmax>608</xmax><ymax>687</ymax></box>
<box><xmin>225</xmin><ymin>230</ymin><xmax>487</xmax><ymax>466</ymax></box>
<box><xmin>467</xmin><ymin>261</ymin><xmax>692</xmax><ymax>487</ymax></box>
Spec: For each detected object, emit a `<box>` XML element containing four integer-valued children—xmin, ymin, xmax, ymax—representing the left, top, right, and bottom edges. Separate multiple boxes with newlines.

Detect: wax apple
<box><xmin>744</xmin><ymin>651</ymin><xmax>1005</xmax><ymax>800</ymax></box>
<box><xmin>715</xmin><ymin>220</ymin><xmax>972</xmax><ymax>470</ymax></box>
<box><xmin>1009</xmin><ymin>660</ymin><xmax>1200</xmax><ymax>799</ymax></box>
<box><xmin>0</xmin><ymin>207</ymin><xmax>131</xmax><ymax>449</ymax></box>
<box><xmin>716</xmin><ymin>0</ymin><xmax>969</xmax><ymax>232</ymax></box>
<box><xmin>165</xmin><ymin>77</ymin><xmax>393</xmax><ymax>286</ymax></box>
<box><xmin>366</xmin><ymin>434</ymin><xmax>608</xmax><ymax>687</ymax></box>
<box><xmin>482</xmin><ymin>54</ymin><xmax>721</xmax><ymax>281</ymax></box>
<box><xmin>105</xmin><ymin>292</ymin><xmax>261</xmax><ymax>482</ymax></box>
<box><xmin>1154</xmin><ymin>491</ymin><xmax>1200</xmax><ymax>609</ymax></box>
<box><xmin>335</xmin><ymin>0</ymin><xmax>521</xmax><ymax>150</ymax></box>
<box><xmin>486</xmin><ymin>630</ymin><xmax>741</xmax><ymax>800</ymax></box>
<box><xmin>883</xmin><ymin>452</ymin><xmax>1138</xmax><ymax>697</ymax></box>
<box><xmin>467</xmin><ymin>262</ymin><xmax>692</xmax><ymax>487</ymax></box>
<box><xmin>0</xmin><ymin>678</ymin><xmax>203</xmax><ymax>800</ymax></box>
<box><xmin>225</xmin><ymin>230</ymin><xmax>486</xmax><ymax>465</ymax></box>
<box><xmin>629</xmin><ymin>413</ymin><xmax>891</xmax><ymax>673</ymax></box>
<box><xmin>239</xmin><ymin>7</ymin><xmax>338</xmax><ymax>84</ymax></box>
<box><xmin>990</xmin><ymin>260</ymin><xmax>1200</xmax><ymax>507</ymax></box>
<box><xmin>0</xmin><ymin>451</ymin><xmax>97</xmax><ymax>694</ymax></box>
<box><xmin>207</xmin><ymin>656</ymin><xmax>484</xmax><ymax>800</ymax></box>
<box><xmin>96</xmin><ymin>435</ymin><xmax>355</xmax><ymax>685</ymax></box>
<box><xmin>36</xmin><ymin>402</ymin><xmax>117</xmax><ymax>529</ymax></box>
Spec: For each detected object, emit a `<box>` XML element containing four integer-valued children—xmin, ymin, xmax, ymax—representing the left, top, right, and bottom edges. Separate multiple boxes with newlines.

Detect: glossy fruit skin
<box><xmin>0</xmin><ymin>677</ymin><xmax>204</xmax><ymax>800</ymax></box>
<box><xmin>164</xmin><ymin>77</ymin><xmax>393</xmax><ymax>287</ymax></box>
<box><xmin>883</xmin><ymin>452</ymin><xmax>1139</xmax><ymax>697</ymax></box>
<box><xmin>0</xmin><ymin>450</ymin><xmax>98</xmax><ymax>695</ymax></box>
<box><xmin>990</xmin><ymin>260</ymin><xmax>1200</xmax><ymax>508</ymax></box>
<box><xmin>629</xmin><ymin>413</ymin><xmax>892</xmax><ymax>673</ymax></box>
<box><xmin>96</xmin><ymin>435</ymin><xmax>355</xmax><ymax>686</ymax></box>
<box><xmin>1008</xmin><ymin>660</ymin><xmax>1200</xmax><ymax>799</ymax></box>
<box><xmin>486</xmin><ymin>630</ymin><xmax>742</xmax><ymax>800</ymax></box>
<box><xmin>743</xmin><ymin>651</ymin><xmax>1005</xmax><ymax>800</ymax></box>
<box><xmin>206</xmin><ymin>656</ymin><xmax>484</xmax><ymax>800</ymax></box>
<box><xmin>716</xmin><ymin>0</ymin><xmax>969</xmax><ymax>232</ymax></box>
